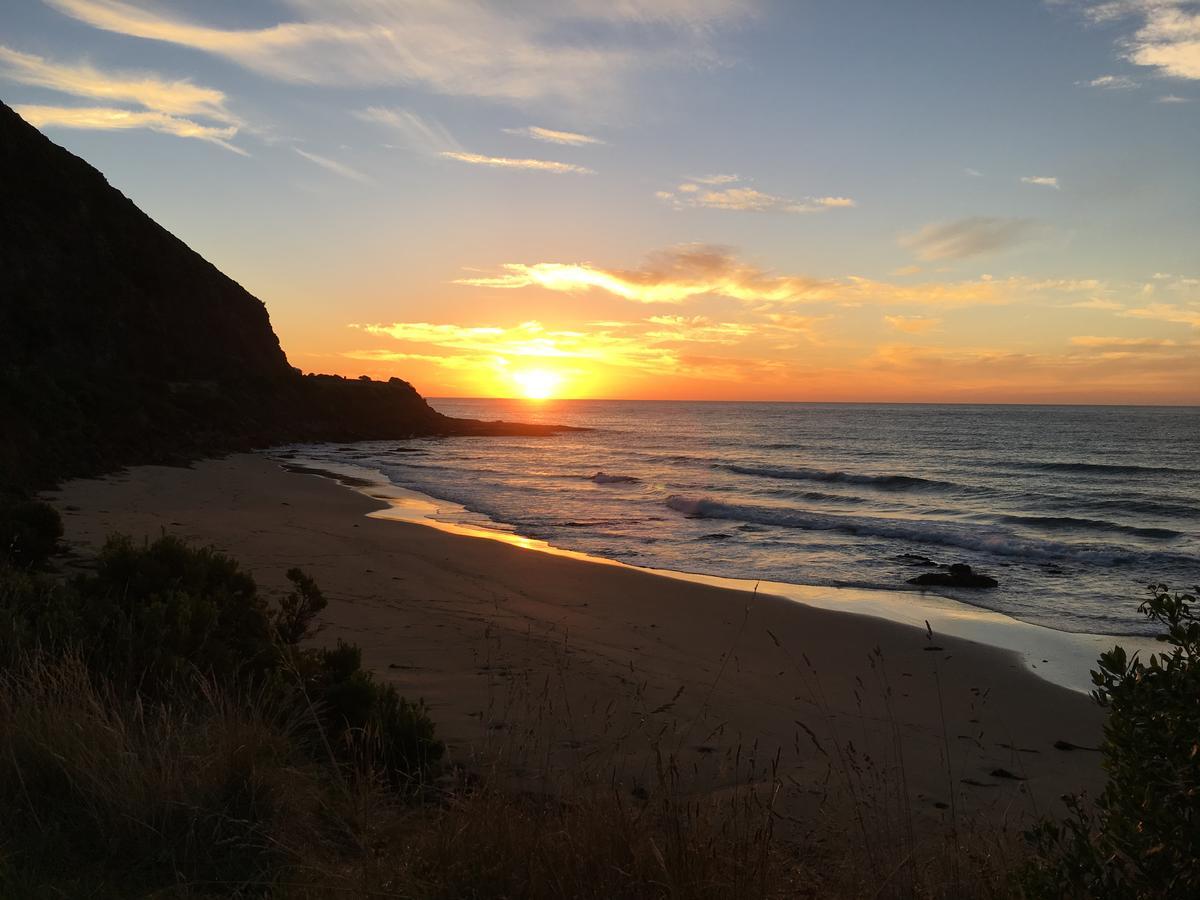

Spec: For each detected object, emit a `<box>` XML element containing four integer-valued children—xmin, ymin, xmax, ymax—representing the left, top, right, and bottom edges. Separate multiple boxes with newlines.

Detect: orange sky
<box><xmin>5</xmin><ymin>1</ymin><xmax>1198</xmax><ymax>404</ymax></box>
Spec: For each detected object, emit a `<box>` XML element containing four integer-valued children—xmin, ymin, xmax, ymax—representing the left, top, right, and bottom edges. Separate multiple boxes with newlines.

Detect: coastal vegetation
<box><xmin>2</xmin><ymin>499</ymin><xmax>1196</xmax><ymax>897</ymax></box>
<box><xmin>1021</xmin><ymin>583</ymin><xmax>1200</xmax><ymax>899</ymax></box>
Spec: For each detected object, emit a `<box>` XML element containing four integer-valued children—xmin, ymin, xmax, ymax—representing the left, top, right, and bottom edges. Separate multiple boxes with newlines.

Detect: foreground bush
<box><xmin>0</xmin><ymin>654</ymin><xmax>317</xmax><ymax>895</ymax></box>
<box><xmin>0</xmin><ymin>535</ymin><xmax>443</xmax><ymax>784</ymax></box>
<box><xmin>0</xmin><ymin>499</ymin><xmax>62</xmax><ymax>569</ymax></box>
<box><xmin>1021</xmin><ymin>584</ymin><xmax>1200</xmax><ymax>899</ymax></box>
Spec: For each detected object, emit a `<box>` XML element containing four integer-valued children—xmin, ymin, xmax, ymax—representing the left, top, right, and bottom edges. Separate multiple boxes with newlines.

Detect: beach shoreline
<box><xmin>45</xmin><ymin>452</ymin><xmax>1113</xmax><ymax>829</ymax></box>
<box><xmin>274</xmin><ymin>449</ymin><xmax>1151</xmax><ymax>695</ymax></box>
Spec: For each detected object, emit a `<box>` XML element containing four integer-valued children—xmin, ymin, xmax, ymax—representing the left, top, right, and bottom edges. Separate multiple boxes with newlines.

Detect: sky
<box><xmin>2</xmin><ymin>0</ymin><xmax>1198</xmax><ymax>403</ymax></box>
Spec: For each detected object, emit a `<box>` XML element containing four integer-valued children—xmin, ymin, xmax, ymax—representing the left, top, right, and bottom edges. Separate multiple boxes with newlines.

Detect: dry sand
<box><xmin>47</xmin><ymin>453</ymin><xmax>1107</xmax><ymax>833</ymax></box>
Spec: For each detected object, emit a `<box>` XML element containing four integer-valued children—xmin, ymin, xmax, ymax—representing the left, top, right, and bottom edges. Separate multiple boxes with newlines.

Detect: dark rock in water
<box><xmin>907</xmin><ymin>563</ymin><xmax>998</xmax><ymax>588</ymax></box>
<box><xmin>590</xmin><ymin>472</ymin><xmax>640</xmax><ymax>484</ymax></box>
<box><xmin>896</xmin><ymin>553</ymin><xmax>939</xmax><ymax>567</ymax></box>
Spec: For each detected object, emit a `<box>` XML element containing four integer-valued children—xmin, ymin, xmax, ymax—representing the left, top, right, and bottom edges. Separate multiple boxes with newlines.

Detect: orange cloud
<box><xmin>14</xmin><ymin>104</ymin><xmax>245</xmax><ymax>153</ymax></box>
<box><xmin>440</xmin><ymin>151</ymin><xmax>594</xmax><ymax>174</ymax></box>
<box><xmin>884</xmin><ymin>315</ymin><xmax>941</xmax><ymax>334</ymax></box>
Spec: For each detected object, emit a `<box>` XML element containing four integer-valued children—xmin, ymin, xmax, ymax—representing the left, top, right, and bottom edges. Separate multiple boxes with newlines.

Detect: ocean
<box><xmin>282</xmin><ymin>401</ymin><xmax>1199</xmax><ymax>637</ymax></box>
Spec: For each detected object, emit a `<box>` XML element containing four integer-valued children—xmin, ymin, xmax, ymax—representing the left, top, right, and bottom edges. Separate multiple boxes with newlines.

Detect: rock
<box><xmin>896</xmin><ymin>553</ymin><xmax>939</xmax><ymax>567</ymax></box>
<box><xmin>907</xmin><ymin>563</ymin><xmax>999</xmax><ymax>588</ymax></box>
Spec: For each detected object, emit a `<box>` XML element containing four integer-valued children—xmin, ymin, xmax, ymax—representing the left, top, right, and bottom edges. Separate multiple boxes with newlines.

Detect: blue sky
<box><xmin>2</xmin><ymin>0</ymin><xmax>1198</xmax><ymax>401</ymax></box>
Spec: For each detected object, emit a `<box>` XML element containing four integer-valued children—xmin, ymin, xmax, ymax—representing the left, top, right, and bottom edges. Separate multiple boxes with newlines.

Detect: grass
<box><xmin>4</xmin><ymin>506</ymin><xmax>1184</xmax><ymax>897</ymax></box>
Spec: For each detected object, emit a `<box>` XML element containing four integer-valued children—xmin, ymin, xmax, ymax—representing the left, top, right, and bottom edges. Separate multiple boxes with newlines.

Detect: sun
<box><xmin>512</xmin><ymin>369</ymin><xmax>562</xmax><ymax>400</ymax></box>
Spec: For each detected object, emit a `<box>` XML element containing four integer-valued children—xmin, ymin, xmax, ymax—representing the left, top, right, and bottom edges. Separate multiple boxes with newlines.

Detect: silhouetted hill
<box><xmin>0</xmin><ymin>101</ymin><xmax>565</xmax><ymax>495</ymax></box>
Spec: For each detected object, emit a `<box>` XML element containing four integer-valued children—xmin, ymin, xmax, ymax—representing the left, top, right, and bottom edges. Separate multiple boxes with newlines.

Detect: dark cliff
<box><xmin>0</xmin><ymin>101</ymin><xmax>563</xmax><ymax>494</ymax></box>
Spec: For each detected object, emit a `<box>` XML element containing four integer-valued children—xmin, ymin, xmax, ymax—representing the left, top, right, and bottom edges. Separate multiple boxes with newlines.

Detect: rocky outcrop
<box><xmin>907</xmin><ymin>563</ymin><xmax>999</xmax><ymax>588</ymax></box>
<box><xmin>0</xmin><ymin>100</ymin><xmax>568</xmax><ymax>495</ymax></box>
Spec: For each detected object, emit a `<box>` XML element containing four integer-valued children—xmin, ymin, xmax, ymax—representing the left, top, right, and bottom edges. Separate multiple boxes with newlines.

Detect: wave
<box><xmin>723</xmin><ymin>463</ymin><xmax>964</xmax><ymax>493</ymax></box>
<box><xmin>664</xmin><ymin>495</ymin><xmax>1192</xmax><ymax>567</ymax></box>
<box><xmin>1004</xmin><ymin>460</ymin><xmax>1197</xmax><ymax>477</ymax></box>
<box><xmin>996</xmin><ymin>514</ymin><xmax>1183</xmax><ymax>541</ymax></box>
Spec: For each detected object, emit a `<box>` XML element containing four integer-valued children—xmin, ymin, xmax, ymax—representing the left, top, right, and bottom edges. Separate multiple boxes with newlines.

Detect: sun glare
<box><xmin>512</xmin><ymin>369</ymin><xmax>561</xmax><ymax>400</ymax></box>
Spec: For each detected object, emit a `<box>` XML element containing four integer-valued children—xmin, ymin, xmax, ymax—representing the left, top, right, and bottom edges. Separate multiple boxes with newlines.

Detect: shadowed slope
<box><xmin>0</xmin><ymin>100</ymin><xmax>567</xmax><ymax>493</ymax></box>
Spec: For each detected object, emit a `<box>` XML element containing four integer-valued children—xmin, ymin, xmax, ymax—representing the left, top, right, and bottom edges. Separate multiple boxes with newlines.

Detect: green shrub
<box><xmin>0</xmin><ymin>499</ymin><xmax>62</xmax><ymax>569</ymax></box>
<box><xmin>1021</xmin><ymin>584</ymin><xmax>1200</xmax><ymax>899</ymax></box>
<box><xmin>297</xmin><ymin>639</ymin><xmax>444</xmax><ymax>785</ymax></box>
<box><xmin>0</xmin><ymin>535</ymin><xmax>443</xmax><ymax>785</ymax></box>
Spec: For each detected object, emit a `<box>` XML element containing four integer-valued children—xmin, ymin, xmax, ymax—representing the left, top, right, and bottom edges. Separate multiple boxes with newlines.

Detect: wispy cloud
<box><xmin>1076</xmin><ymin>1</ymin><xmax>1200</xmax><ymax>81</ymax></box>
<box><xmin>13</xmin><ymin>103</ymin><xmax>245</xmax><ymax>153</ymax></box>
<box><xmin>353</xmin><ymin>107</ymin><xmax>460</xmax><ymax>155</ymax></box>
<box><xmin>440</xmin><ymin>151</ymin><xmax>594</xmax><ymax>174</ymax></box>
<box><xmin>354</xmin><ymin>109</ymin><xmax>591</xmax><ymax>173</ymax></box>
<box><xmin>0</xmin><ymin>45</ymin><xmax>238</xmax><ymax>122</ymax></box>
<box><xmin>504</xmin><ymin>125</ymin><xmax>604</xmax><ymax>146</ymax></box>
<box><xmin>294</xmin><ymin>147</ymin><xmax>372</xmax><ymax>182</ymax></box>
<box><xmin>44</xmin><ymin>0</ymin><xmax>749</xmax><ymax>106</ymax></box>
<box><xmin>454</xmin><ymin>244</ymin><xmax>1087</xmax><ymax>309</ymax></box>
<box><xmin>1021</xmin><ymin>175</ymin><xmax>1060</xmax><ymax>188</ymax></box>
<box><xmin>656</xmin><ymin>175</ymin><xmax>855</xmax><ymax>213</ymax></box>
<box><xmin>1121</xmin><ymin>302</ymin><xmax>1200</xmax><ymax>327</ymax></box>
<box><xmin>456</xmin><ymin>245</ymin><xmax>831</xmax><ymax>303</ymax></box>
<box><xmin>0</xmin><ymin>43</ymin><xmax>245</xmax><ymax>151</ymax></box>
<box><xmin>691</xmin><ymin>173</ymin><xmax>740</xmax><ymax>184</ymax></box>
<box><xmin>884</xmin><ymin>315</ymin><xmax>942</xmax><ymax>334</ymax></box>
<box><xmin>1069</xmin><ymin>335</ymin><xmax>1176</xmax><ymax>347</ymax></box>
<box><xmin>1080</xmin><ymin>73</ymin><xmax>1138</xmax><ymax>88</ymax></box>
<box><xmin>1068</xmin><ymin>297</ymin><xmax>1125</xmax><ymax>310</ymax></box>
<box><xmin>1157</xmin><ymin>92</ymin><xmax>1192</xmax><ymax>101</ymax></box>
<box><xmin>900</xmin><ymin>217</ymin><xmax>1041</xmax><ymax>261</ymax></box>
<box><xmin>964</xmin><ymin>167</ymin><xmax>983</xmax><ymax>177</ymax></box>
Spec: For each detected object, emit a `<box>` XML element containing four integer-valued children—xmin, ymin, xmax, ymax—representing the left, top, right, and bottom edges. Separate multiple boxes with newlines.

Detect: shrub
<box><xmin>0</xmin><ymin>535</ymin><xmax>443</xmax><ymax>785</ymax></box>
<box><xmin>0</xmin><ymin>499</ymin><xmax>62</xmax><ymax>569</ymax></box>
<box><xmin>1021</xmin><ymin>584</ymin><xmax>1200</xmax><ymax>899</ymax></box>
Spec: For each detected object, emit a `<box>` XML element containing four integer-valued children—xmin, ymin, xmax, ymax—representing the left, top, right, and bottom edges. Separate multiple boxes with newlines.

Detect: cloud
<box><xmin>1069</xmin><ymin>335</ymin><xmax>1177</xmax><ymax>347</ymax></box>
<box><xmin>964</xmin><ymin>167</ymin><xmax>983</xmax><ymax>177</ymax></box>
<box><xmin>455</xmin><ymin>245</ymin><xmax>833</xmax><ymax>303</ymax></box>
<box><xmin>0</xmin><ymin>44</ymin><xmax>238</xmax><ymax>122</ymax></box>
<box><xmin>900</xmin><ymin>216</ymin><xmax>1040</xmax><ymax>261</ymax></box>
<box><xmin>1021</xmin><ymin>175</ymin><xmax>1060</xmax><ymax>188</ymax></box>
<box><xmin>884</xmin><ymin>315</ymin><xmax>941</xmax><ymax>334</ymax></box>
<box><xmin>862</xmin><ymin>339</ymin><xmax>1200</xmax><ymax>401</ymax></box>
<box><xmin>44</xmin><ymin>0</ymin><xmax>749</xmax><ymax>106</ymax></box>
<box><xmin>454</xmin><ymin>244</ymin><xmax>1092</xmax><ymax>310</ymax></box>
<box><xmin>350</xmin><ymin>319</ymin><xmax>683</xmax><ymax>373</ymax></box>
<box><xmin>1068</xmin><ymin>297</ymin><xmax>1125</xmax><ymax>310</ymax></box>
<box><xmin>656</xmin><ymin>175</ymin><xmax>856</xmax><ymax>213</ymax></box>
<box><xmin>294</xmin><ymin>147</ymin><xmax>371</xmax><ymax>182</ymax></box>
<box><xmin>1081</xmin><ymin>73</ymin><xmax>1139</xmax><ymax>88</ymax></box>
<box><xmin>504</xmin><ymin>125</ymin><xmax>604</xmax><ymax>146</ymax></box>
<box><xmin>13</xmin><ymin>103</ymin><xmax>245</xmax><ymax>153</ymax></box>
<box><xmin>1121</xmin><ymin>302</ymin><xmax>1200</xmax><ymax>327</ymax></box>
<box><xmin>691</xmin><ymin>173</ymin><xmax>740</xmax><ymax>184</ymax></box>
<box><xmin>0</xmin><ymin>43</ymin><xmax>245</xmax><ymax>151</ymax></box>
<box><xmin>1157</xmin><ymin>92</ymin><xmax>1192</xmax><ymax>100</ymax></box>
<box><xmin>440</xmin><ymin>151</ymin><xmax>595</xmax><ymax>174</ymax></box>
<box><xmin>355</xmin><ymin>108</ymin><xmax>588</xmax><ymax>173</ymax></box>
<box><xmin>354</xmin><ymin>107</ymin><xmax>460</xmax><ymax>155</ymax></box>
<box><xmin>1076</xmin><ymin>1</ymin><xmax>1200</xmax><ymax>81</ymax></box>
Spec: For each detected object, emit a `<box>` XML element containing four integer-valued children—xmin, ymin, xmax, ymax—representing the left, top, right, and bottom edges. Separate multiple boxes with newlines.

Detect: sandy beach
<box><xmin>46</xmin><ymin>453</ymin><xmax>1108</xmax><ymax>833</ymax></box>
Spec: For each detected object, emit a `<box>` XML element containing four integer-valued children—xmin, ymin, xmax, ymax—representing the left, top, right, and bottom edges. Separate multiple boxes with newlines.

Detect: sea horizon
<box><xmin>280</xmin><ymin>399</ymin><xmax>1199</xmax><ymax>641</ymax></box>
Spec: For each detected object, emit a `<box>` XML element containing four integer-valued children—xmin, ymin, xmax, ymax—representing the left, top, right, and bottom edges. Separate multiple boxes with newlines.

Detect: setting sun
<box><xmin>511</xmin><ymin>368</ymin><xmax>562</xmax><ymax>400</ymax></box>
